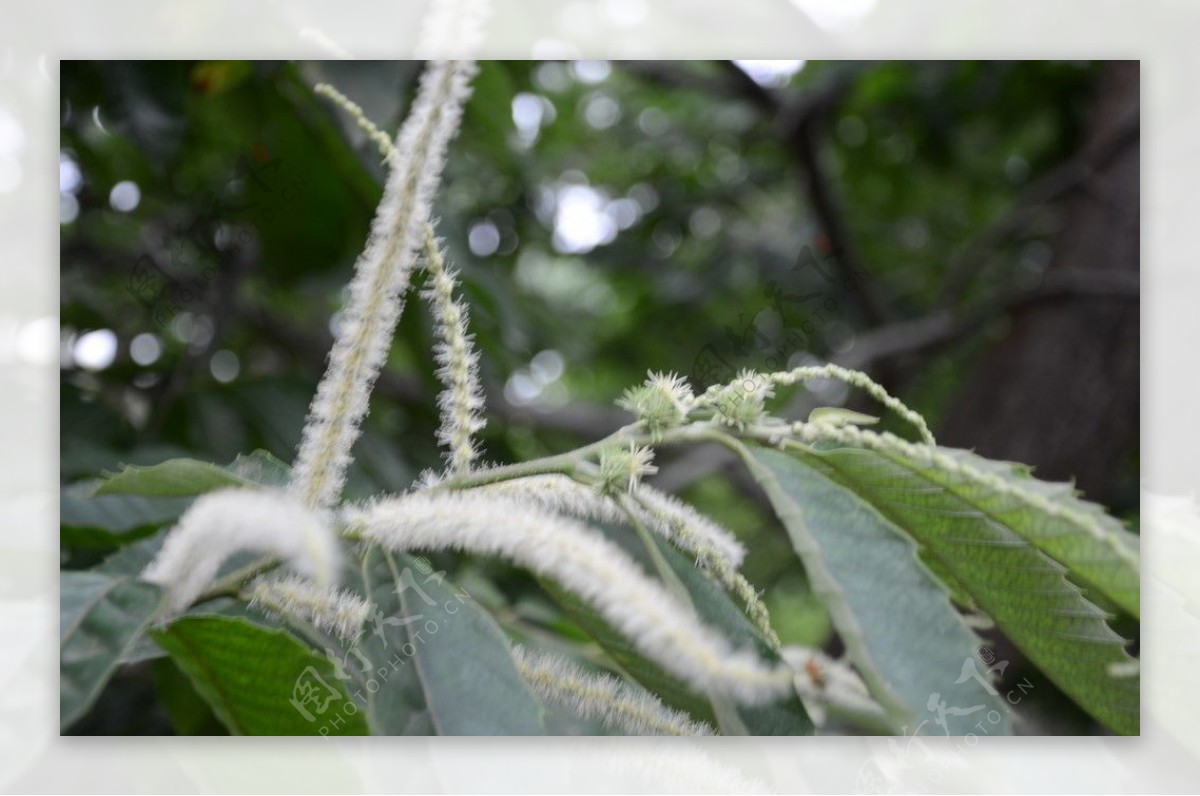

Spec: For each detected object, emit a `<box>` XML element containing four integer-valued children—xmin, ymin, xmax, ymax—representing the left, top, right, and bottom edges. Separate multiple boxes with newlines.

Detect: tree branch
<box><xmin>937</xmin><ymin>111</ymin><xmax>1140</xmax><ymax>306</ymax></box>
<box><xmin>845</xmin><ymin>267</ymin><xmax>1139</xmax><ymax>371</ymax></box>
<box><xmin>625</xmin><ymin>61</ymin><xmax>888</xmax><ymax>325</ymax></box>
<box><xmin>720</xmin><ymin>61</ymin><xmax>891</xmax><ymax>327</ymax></box>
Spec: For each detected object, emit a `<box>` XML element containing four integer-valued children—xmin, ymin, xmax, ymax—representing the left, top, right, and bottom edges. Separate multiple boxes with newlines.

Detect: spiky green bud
<box><xmin>617</xmin><ymin>371</ymin><xmax>693</xmax><ymax>437</ymax></box>
<box><xmin>711</xmin><ymin>370</ymin><xmax>774</xmax><ymax>429</ymax></box>
<box><xmin>597</xmin><ymin>442</ymin><xmax>658</xmax><ymax>494</ymax></box>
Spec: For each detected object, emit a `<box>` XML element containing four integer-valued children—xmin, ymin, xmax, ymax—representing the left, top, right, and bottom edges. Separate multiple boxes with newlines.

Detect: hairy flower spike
<box><xmin>617</xmin><ymin>371</ymin><xmax>693</xmax><ymax>437</ymax></box>
<box><xmin>478</xmin><ymin>475</ymin><xmax>744</xmax><ymax>569</ymax></box>
<box><xmin>477</xmin><ymin>474</ymin><xmax>628</xmax><ymax>526</ymax></box>
<box><xmin>770</xmin><ymin>363</ymin><xmax>935</xmax><ymax>445</ymax></box>
<box><xmin>423</xmin><ymin>227</ymin><xmax>486</xmax><ymax>474</ymax></box>
<box><xmin>512</xmin><ymin>646</ymin><xmax>715</xmax><ymax>736</ymax></box>
<box><xmin>416</xmin><ymin>468</ymin><xmax>445</xmax><ymax>490</ymax></box>
<box><xmin>708</xmin><ymin>369</ymin><xmax>774</xmax><ymax>430</ymax></box>
<box><xmin>477</xmin><ymin>474</ymin><xmax>737</xmax><ymax>562</ymax></box>
<box><xmin>314</xmin><ymin>83</ymin><xmax>398</xmax><ymax>165</ymax></box>
<box><xmin>628</xmin><ymin>484</ymin><xmax>745</xmax><ymax>569</ymax></box>
<box><xmin>623</xmin><ymin>487</ymin><xmax>777</xmax><ymax>647</ymax></box>
<box><xmin>142</xmin><ymin>488</ymin><xmax>340</xmax><ymax>617</ymax></box>
<box><xmin>291</xmin><ymin>60</ymin><xmax>477</xmax><ymax>509</ymax></box>
<box><xmin>472</xmin><ymin>474</ymin><xmax>774</xmax><ymax>644</ymax></box>
<box><xmin>597</xmin><ymin>442</ymin><xmax>658</xmax><ymax>494</ymax></box>
<box><xmin>347</xmin><ymin>491</ymin><xmax>793</xmax><ymax>704</ymax></box>
<box><xmin>246</xmin><ymin>573</ymin><xmax>369</xmax><ymax>642</ymax></box>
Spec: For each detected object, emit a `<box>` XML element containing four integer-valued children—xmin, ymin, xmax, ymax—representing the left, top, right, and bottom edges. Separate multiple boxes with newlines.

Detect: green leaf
<box><xmin>93</xmin><ymin>449</ymin><xmax>291</xmax><ymax>497</ymax></box>
<box><xmin>61</xmin><ymin>571</ymin><xmax>164</xmax><ymax>728</ymax></box>
<box><xmin>789</xmin><ymin>436</ymin><xmax>1140</xmax><ymax>735</ymax></box>
<box><xmin>96</xmin><ymin>530</ymin><xmax>170</xmax><ymax>577</ymax></box>
<box><xmin>95</xmin><ymin>459</ymin><xmax>253</xmax><ymax>496</ymax></box>
<box><xmin>97</xmin><ymin>530</ymin><xmax>273</xmax><ymax>665</ymax></box>
<box><xmin>153</xmin><ymin>658</ymin><xmax>228</xmax><ymax>735</ymax></box>
<box><xmin>152</xmin><ymin>615</ymin><xmax>368</xmax><ymax>735</ymax></box>
<box><xmin>739</xmin><ymin>443</ymin><xmax>1007</xmax><ymax>735</ymax></box>
<box><xmin>95</xmin><ymin>532</ymin><xmax>171</xmax><ymax>665</ymax></box>
<box><xmin>60</xmin><ymin>481</ymin><xmax>192</xmax><ymax>546</ymax></box>
<box><xmin>635</xmin><ymin>527</ymin><xmax>815</xmax><ymax>736</ymax></box>
<box><xmin>934</xmin><ymin>447</ymin><xmax>1140</xmax><ymax>618</ymax></box>
<box><xmin>355</xmin><ymin>548</ymin><xmax>546</xmax><ymax>735</ymax></box>
<box><xmin>227</xmin><ymin>449</ymin><xmax>293</xmax><ymax>487</ymax></box>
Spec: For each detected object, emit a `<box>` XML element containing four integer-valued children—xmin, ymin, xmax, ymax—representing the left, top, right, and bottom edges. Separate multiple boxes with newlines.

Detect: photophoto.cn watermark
<box><xmin>854</xmin><ymin>646</ymin><xmax>1036</xmax><ymax>795</ymax></box>
<box><xmin>287</xmin><ymin>556</ymin><xmax>473</xmax><ymax>736</ymax></box>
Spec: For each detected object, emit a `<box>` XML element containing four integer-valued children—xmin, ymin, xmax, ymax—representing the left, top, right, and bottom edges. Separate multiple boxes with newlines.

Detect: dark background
<box><xmin>59</xmin><ymin>60</ymin><xmax>1139</xmax><ymax>734</ymax></box>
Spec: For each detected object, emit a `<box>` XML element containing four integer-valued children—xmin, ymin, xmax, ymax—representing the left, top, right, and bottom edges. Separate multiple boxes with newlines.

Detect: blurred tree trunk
<box><xmin>938</xmin><ymin>62</ymin><xmax>1139</xmax><ymax>509</ymax></box>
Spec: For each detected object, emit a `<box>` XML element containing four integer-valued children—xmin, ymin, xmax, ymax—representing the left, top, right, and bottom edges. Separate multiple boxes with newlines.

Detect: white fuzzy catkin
<box><xmin>512</xmin><ymin>646</ymin><xmax>715</xmax><ymax>736</ymax></box>
<box><xmin>314</xmin><ymin>83</ymin><xmax>398</xmax><ymax>165</ymax></box>
<box><xmin>474</xmin><ymin>475</ymin><xmax>746</xmax><ymax>570</ymax></box>
<box><xmin>347</xmin><ymin>491</ymin><xmax>792</xmax><ymax>705</ymax></box>
<box><xmin>475</xmin><ymin>475</ymin><xmax>775</xmax><ymax>645</ymax></box>
<box><xmin>770</xmin><ymin>364</ymin><xmax>935</xmax><ymax>445</ymax></box>
<box><xmin>476</xmin><ymin>474</ymin><xmax>628</xmax><ymax>525</ymax></box>
<box><xmin>422</xmin><ymin>228</ymin><xmax>486</xmax><ymax>473</ymax></box>
<box><xmin>141</xmin><ymin>488</ymin><xmax>341</xmax><ymax>617</ymax></box>
<box><xmin>246</xmin><ymin>574</ymin><xmax>369</xmax><ymax>642</ymax></box>
<box><xmin>291</xmin><ymin>59</ymin><xmax>477</xmax><ymax>509</ymax></box>
<box><xmin>630</xmin><ymin>484</ymin><xmax>746</xmax><ymax>570</ymax></box>
<box><xmin>315</xmin><ymin>82</ymin><xmax>485</xmax><ymax>474</ymax></box>
<box><xmin>623</xmin><ymin>490</ymin><xmax>777</xmax><ymax>647</ymax></box>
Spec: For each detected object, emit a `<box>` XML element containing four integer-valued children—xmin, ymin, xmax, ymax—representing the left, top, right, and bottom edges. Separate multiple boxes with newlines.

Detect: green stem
<box><xmin>438</xmin><ymin>420</ymin><xmax>747</xmax><ymax>494</ymax></box>
<box><xmin>436</xmin><ymin>423</ymin><xmax>646</xmax><ymax>490</ymax></box>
